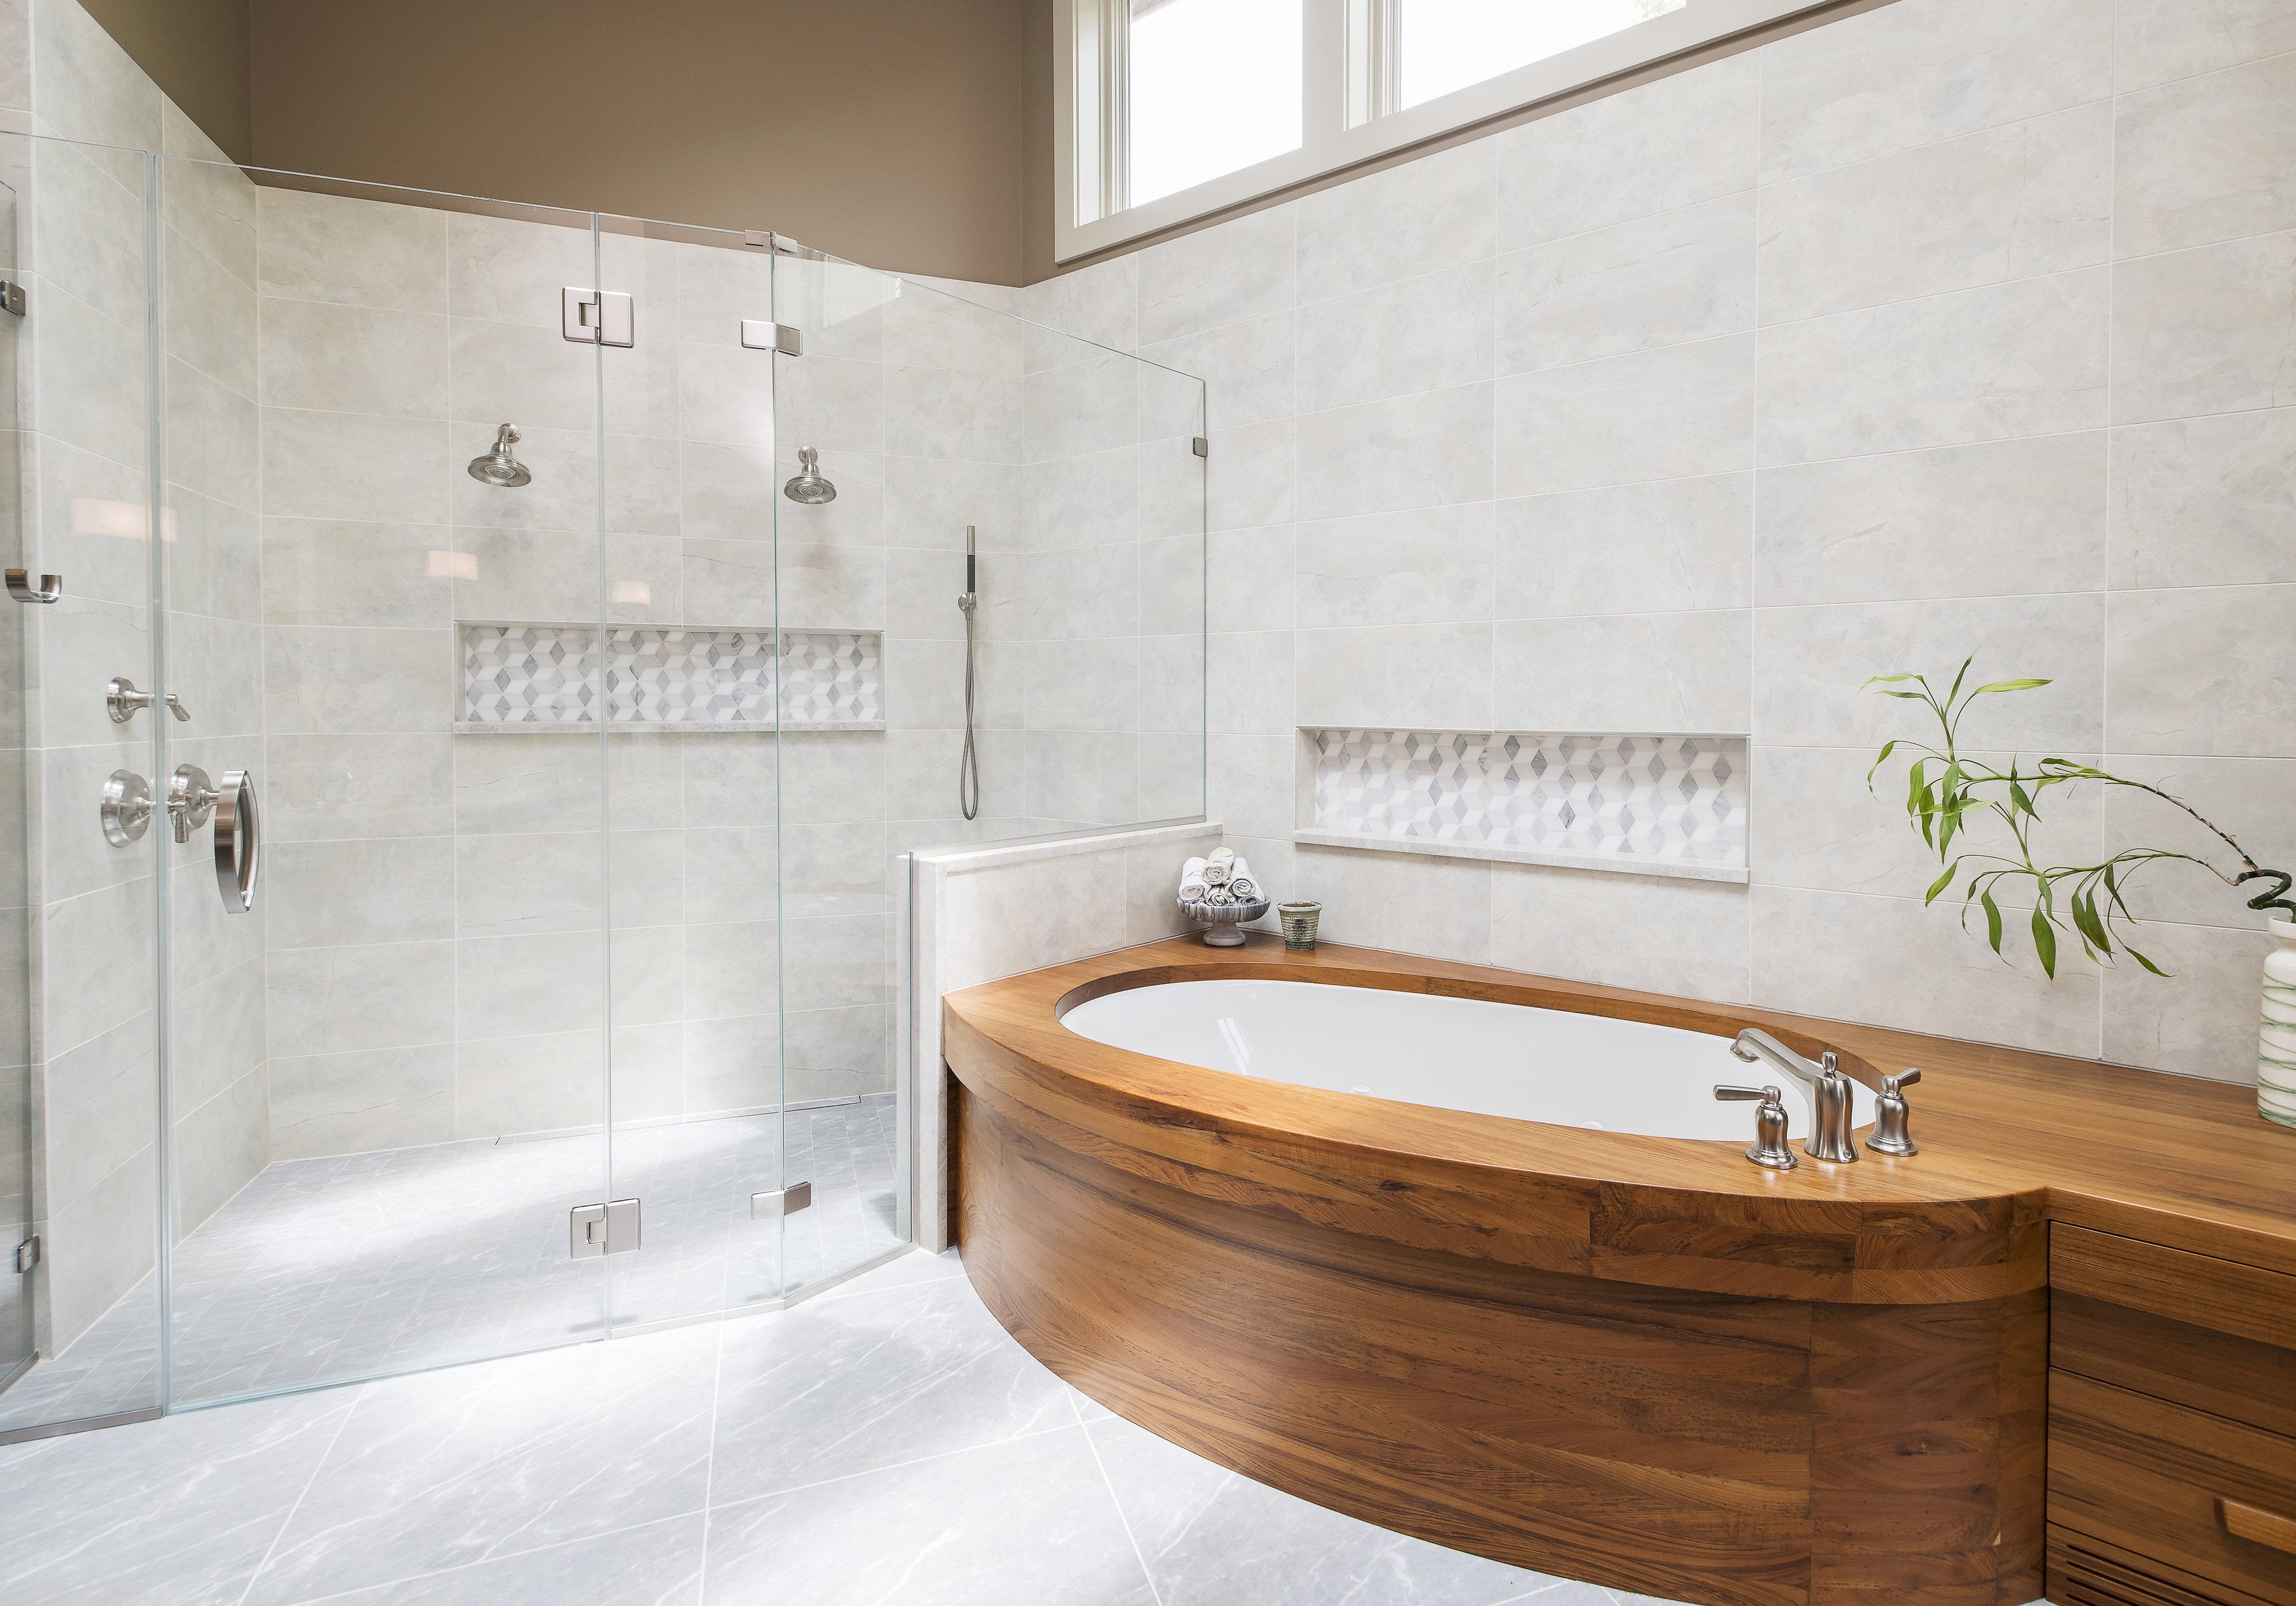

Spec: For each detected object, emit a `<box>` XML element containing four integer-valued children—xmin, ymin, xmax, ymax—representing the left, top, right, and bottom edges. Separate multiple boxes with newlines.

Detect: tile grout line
<box><xmin>229</xmin><ymin>1385</ymin><xmax>363</xmax><ymax>1606</ymax></box>
<box><xmin>1077</xmin><ymin>1411</ymin><xmax>1167</xmax><ymax>1606</ymax></box>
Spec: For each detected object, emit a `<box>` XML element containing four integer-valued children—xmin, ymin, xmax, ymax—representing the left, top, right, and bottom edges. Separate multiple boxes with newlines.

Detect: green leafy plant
<box><xmin>1867</xmin><ymin>658</ymin><xmax>2296</xmax><ymax>978</ymax></box>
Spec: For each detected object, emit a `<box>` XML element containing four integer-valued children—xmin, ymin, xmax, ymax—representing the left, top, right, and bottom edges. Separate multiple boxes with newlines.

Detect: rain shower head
<box><xmin>783</xmin><ymin>446</ymin><xmax>836</xmax><ymax>505</ymax></box>
<box><xmin>467</xmin><ymin>424</ymin><xmax>531</xmax><ymax>488</ymax></box>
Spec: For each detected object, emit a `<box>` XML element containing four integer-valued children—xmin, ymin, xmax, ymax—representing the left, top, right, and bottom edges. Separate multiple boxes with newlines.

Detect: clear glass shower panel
<box><xmin>591</xmin><ymin>215</ymin><xmax>791</xmax><ymax>1328</ymax></box>
<box><xmin>0</xmin><ymin>134</ymin><xmax>165</xmax><ymax>1435</ymax></box>
<box><xmin>156</xmin><ymin>163</ymin><xmax>613</xmax><ymax>1405</ymax></box>
<box><xmin>769</xmin><ymin>242</ymin><xmax>908</xmax><ymax>1297</ymax></box>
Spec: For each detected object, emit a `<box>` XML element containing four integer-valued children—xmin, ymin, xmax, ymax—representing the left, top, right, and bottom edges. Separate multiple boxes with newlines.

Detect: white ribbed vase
<box><xmin>2261</xmin><ymin>917</ymin><xmax>2296</xmax><ymax>1128</ymax></box>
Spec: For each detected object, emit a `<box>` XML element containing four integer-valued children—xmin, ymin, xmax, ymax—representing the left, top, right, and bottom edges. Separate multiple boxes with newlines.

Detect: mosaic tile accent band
<box><xmin>461</xmin><ymin>624</ymin><xmax>882</xmax><ymax>728</ymax></box>
<box><xmin>1309</xmin><ymin>729</ymin><xmax>1747</xmax><ymax>869</ymax></box>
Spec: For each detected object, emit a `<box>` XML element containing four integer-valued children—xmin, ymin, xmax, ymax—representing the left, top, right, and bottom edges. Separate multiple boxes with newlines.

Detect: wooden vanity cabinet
<box><xmin>2047</xmin><ymin>1225</ymin><xmax>2296</xmax><ymax>1606</ymax></box>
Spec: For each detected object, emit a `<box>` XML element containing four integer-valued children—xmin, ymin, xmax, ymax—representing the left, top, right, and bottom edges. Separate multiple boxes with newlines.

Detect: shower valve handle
<box><xmin>1714</xmin><ymin>1083</ymin><xmax>1796</xmax><ymax>1171</ymax></box>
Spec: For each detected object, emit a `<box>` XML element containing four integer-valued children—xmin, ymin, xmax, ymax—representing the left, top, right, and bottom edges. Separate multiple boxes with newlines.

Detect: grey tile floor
<box><xmin>0</xmin><ymin>1245</ymin><xmax>1646</xmax><ymax>1606</ymax></box>
<box><xmin>0</xmin><ymin>1097</ymin><xmax>901</xmax><ymax>1431</ymax></box>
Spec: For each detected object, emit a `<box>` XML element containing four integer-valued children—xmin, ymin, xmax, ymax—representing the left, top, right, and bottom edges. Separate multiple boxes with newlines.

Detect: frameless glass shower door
<box><xmin>0</xmin><ymin>167</ymin><xmax>35</xmax><ymax>1398</ymax></box>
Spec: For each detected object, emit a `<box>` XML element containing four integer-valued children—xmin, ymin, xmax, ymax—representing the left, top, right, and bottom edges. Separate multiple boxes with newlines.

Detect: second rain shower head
<box><xmin>466</xmin><ymin>424</ymin><xmax>532</xmax><ymax>488</ymax></box>
<box><xmin>783</xmin><ymin>446</ymin><xmax>836</xmax><ymax>505</ymax></box>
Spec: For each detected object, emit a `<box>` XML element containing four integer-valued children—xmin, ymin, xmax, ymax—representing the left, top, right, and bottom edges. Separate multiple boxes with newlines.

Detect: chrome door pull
<box><xmin>107</xmin><ymin>677</ymin><xmax>190</xmax><ymax>723</ymax></box>
<box><xmin>167</xmin><ymin>764</ymin><xmax>259</xmax><ymax>912</ymax></box>
<box><xmin>6</xmin><ymin>569</ymin><xmax>60</xmax><ymax>603</ymax></box>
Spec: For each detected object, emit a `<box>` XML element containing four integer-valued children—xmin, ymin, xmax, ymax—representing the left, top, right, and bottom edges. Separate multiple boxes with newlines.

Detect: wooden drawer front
<box><xmin>2051</xmin><ymin>1372</ymin><xmax>2296</xmax><ymax>1606</ymax></box>
<box><xmin>2050</xmin><ymin>1528</ymin><xmax>2285</xmax><ymax>1606</ymax></box>
<box><xmin>2051</xmin><ymin>1225</ymin><xmax>2296</xmax><ymax>1437</ymax></box>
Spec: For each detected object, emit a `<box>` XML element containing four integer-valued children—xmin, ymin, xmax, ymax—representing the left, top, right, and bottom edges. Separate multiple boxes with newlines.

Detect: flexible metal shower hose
<box><xmin>959</xmin><ymin>597</ymin><xmax>980</xmax><ymax>820</ymax></box>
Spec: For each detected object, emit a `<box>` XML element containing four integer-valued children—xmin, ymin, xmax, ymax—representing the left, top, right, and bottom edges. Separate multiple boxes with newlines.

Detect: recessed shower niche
<box><xmin>459</xmin><ymin>624</ymin><xmax>885</xmax><ymax>731</ymax></box>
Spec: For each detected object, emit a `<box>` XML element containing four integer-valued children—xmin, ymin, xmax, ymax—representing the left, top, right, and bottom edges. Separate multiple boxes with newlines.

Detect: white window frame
<box><xmin>1057</xmin><ymin>0</ymin><xmax>1836</xmax><ymax>263</ymax></box>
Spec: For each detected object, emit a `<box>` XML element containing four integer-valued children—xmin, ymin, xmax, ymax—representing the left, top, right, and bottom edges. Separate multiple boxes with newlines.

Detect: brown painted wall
<box><xmin>81</xmin><ymin>0</ymin><xmax>253</xmax><ymax>160</ymax></box>
<box><xmin>245</xmin><ymin>0</ymin><xmax>1030</xmax><ymax>283</ymax></box>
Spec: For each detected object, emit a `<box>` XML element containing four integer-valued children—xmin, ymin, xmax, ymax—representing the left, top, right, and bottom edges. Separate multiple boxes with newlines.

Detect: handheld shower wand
<box><xmin>957</xmin><ymin>526</ymin><xmax>980</xmax><ymax>821</ymax></box>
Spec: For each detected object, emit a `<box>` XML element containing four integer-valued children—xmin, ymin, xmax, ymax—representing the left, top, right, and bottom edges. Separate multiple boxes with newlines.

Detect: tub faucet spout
<box><xmin>1729</xmin><ymin>1029</ymin><xmax>1858</xmax><ymax>1164</ymax></box>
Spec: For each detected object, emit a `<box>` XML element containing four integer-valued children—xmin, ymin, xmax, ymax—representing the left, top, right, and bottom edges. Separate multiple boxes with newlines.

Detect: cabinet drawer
<box><xmin>2050</xmin><ymin>1225</ymin><xmax>2296</xmax><ymax>1437</ymax></box>
<box><xmin>2051</xmin><ymin>1372</ymin><xmax>2296</xmax><ymax>1606</ymax></box>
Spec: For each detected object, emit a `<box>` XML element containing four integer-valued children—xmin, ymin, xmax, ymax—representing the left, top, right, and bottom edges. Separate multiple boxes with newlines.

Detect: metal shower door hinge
<box><xmin>750</xmin><ymin>1181</ymin><xmax>811</xmax><ymax>1219</ymax></box>
<box><xmin>13</xmin><ymin>1236</ymin><xmax>37</xmax><ymax>1273</ymax></box>
<box><xmin>561</xmin><ymin>287</ymin><xmax>635</xmax><ymax>347</ymax></box>
<box><xmin>568</xmin><ymin>1197</ymin><xmax>642</xmax><ymax>1257</ymax></box>
<box><xmin>740</xmin><ymin>321</ymin><xmax>801</xmax><ymax>355</ymax></box>
<box><xmin>1192</xmin><ymin>436</ymin><xmax>1208</xmax><ymax>457</ymax></box>
<box><xmin>0</xmin><ymin>279</ymin><xmax>24</xmax><ymax>316</ymax></box>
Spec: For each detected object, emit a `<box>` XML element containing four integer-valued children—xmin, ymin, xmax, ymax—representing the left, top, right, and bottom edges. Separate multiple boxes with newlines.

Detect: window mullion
<box><xmin>1339</xmin><ymin>0</ymin><xmax>1397</xmax><ymax>131</ymax></box>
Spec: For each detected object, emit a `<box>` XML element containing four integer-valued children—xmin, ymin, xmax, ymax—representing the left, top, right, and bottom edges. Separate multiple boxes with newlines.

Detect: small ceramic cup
<box><xmin>1278</xmin><ymin>900</ymin><xmax>1322</xmax><ymax>951</ymax></box>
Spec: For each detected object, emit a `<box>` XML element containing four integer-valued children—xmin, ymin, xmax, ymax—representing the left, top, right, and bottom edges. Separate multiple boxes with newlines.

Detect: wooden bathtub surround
<box><xmin>943</xmin><ymin>935</ymin><xmax>2296</xmax><ymax>1606</ymax></box>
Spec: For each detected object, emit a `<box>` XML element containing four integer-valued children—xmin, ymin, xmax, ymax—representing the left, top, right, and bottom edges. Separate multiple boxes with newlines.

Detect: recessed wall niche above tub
<box><xmin>458</xmin><ymin>622</ymin><xmax>885</xmax><ymax>733</ymax></box>
<box><xmin>1297</xmin><ymin>728</ymin><xmax>1748</xmax><ymax>882</ymax></box>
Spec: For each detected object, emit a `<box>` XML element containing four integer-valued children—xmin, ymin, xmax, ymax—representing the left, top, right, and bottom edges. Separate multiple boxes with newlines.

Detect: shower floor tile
<box><xmin>0</xmin><ymin>1095</ymin><xmax>901</xmax><ymax>1431</ymax></box>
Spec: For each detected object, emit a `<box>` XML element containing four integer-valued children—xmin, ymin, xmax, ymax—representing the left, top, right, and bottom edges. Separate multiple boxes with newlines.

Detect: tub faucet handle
<box><xmin>1866</xmin><ymin>1067</ymin><xmax>1921</xmax><ymax>1157</ymax></box>
<box><xmin>1715</xmin><ymin>1083</ymin><xmax>1796</xmax><ymax>1171</ymax></box>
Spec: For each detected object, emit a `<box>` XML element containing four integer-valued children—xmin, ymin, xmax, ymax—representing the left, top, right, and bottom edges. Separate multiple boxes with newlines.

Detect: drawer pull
<box><xmin>2218</xmin><ymin>1497</ymin><xmax>2296</xmax><ymax>1556</ymax></box>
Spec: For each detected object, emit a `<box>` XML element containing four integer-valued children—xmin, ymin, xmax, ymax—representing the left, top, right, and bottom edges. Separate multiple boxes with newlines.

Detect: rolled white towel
<box><xmin>1177</xmin><ymin>855</ymin><xmax>1209</xmax><ymax>900</ymax></box>
<box><xmin>1208</xmin><ymin>848</ymin><xmax>1235</xmax><ymax>871</ymax></box>
<box><xmin>1228</xmin><ymin>856</ymin><xmax>1258</xmax><ymax>901</ymax></box>
<box><xmin>1202</xmin><ymin>861</ymin><xmax>1230</xmax><ymax>887</ymax></box>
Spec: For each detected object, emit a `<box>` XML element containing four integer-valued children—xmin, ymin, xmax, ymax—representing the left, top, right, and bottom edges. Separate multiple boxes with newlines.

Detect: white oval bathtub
<box><xmin>1060</xmin><ymin>978</ymin><xmax>1877</xmax><ymax>1144</ymax></box>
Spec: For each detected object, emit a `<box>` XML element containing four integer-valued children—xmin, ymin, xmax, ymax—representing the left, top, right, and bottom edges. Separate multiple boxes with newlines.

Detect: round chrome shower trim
<box><xmin>466</xmin><ymin>424</ymin><xmax>532</xmax><ymax>487</ymax></box>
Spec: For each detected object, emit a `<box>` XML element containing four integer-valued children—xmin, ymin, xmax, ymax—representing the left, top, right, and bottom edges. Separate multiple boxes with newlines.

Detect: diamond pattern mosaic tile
<box><xmin>461</xmin><ymin>624</ymin><xmax>881</xmax><ymax>727</ymax></box>
<box><xmin>1311</xmin><ymin>728</ymin><xmax>1747</xmax><ymax>867</ymax></box>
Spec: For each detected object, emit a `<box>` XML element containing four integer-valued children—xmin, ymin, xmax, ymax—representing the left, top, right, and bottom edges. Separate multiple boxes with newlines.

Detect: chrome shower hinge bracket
<box><xmin>13</xmin><ymin>1235</ymin><xmax>37</xmax><ymax>1273</ymax></box>
<box><xmin>741</xmin><ymin>321</ymin><xmax>802</xmax><ymax>356</ymax></box>
<box><xmin>568</xmin><ymin>1197</ymin><xmax>642</xmax><ymax>1257</ymax></box>
<box><xmin>750</xmin><ymin>1181</ymin><xmax>811</xmax><ymax>1219</ymax></box>
<box><xmin>561</xmin><ymin>287</ymin><xmax>634</xmax><ymax>347</ymax></box>
<box><xmin>0</xmin><ymin>279</ymin><xmax>25</xmax><ymax>317</ymax></box>
<box><xmin>1192</xmin><ymin>436</ymin><xmax>1208</xmax><ymax>457</ymax></box>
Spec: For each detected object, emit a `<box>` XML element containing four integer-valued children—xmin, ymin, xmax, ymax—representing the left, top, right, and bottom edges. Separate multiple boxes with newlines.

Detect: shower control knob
<box><xmin>1866</xmin><ymin>1067</ymin><xmax>1921</xmax><ymax>1156</ymax></box>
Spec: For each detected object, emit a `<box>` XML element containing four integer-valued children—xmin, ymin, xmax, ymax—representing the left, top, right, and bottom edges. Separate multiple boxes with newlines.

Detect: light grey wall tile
<box><xmin>1295</xmin><ymin>139</ymin><xmax>1495</xmax><ymax>302</ymax></box>
<box><xmin>261</xmin><ymin>298</ymin><xmax>448</xmax><ymax>419</ymax></box>
<box><xmin>1295</xmin><ymin>261</ymin><xmax>1492</xmax><ymax>412</ymax></box>
<box><xmin>682</xmin><ymin>1012</ymin><xmax>779</xmax><ymax>1111</ymax></box>
<box><xmin>456</xmin><ymin>1029</ymin><xmax>605</xmax><ymax>1138</ymax></box>
<box><xmin>258</xmin><ymin>187</ymin><xmax>448</xmax><ymax>313</ymax></box>
<box><xmin>1498</xmin><ymin>474</ymin><xmax>1750</xmax><ymax>618</ymax></box>
<box><xmin>886</xmin><ymin>364</ymin><xmax>1022</xmax><ymax>462</ymax></box>
<box><xmin>267</xmin><ymin>940</ymin><xmax>455</xmax><ymax>1058</ymax></box>
<box><xmin>785</xmin><ymin>1004</ymin><xmax>892</xmax><ymax>1099</ymax></box>
<box><xmin>1493</xmin><ymin>609</ymin><xmax>1750</xmax><ymax>733</ymax></box>
<box><xmin>1022</xmin><ymin>728</ymin><xmax>1140</xmax><ymax>824</ymax></box>
<box><xmin>43</xmin><ymin>1153</ymin><xmax>155</xmax><ymax>1350</ymax></box>
<box><xmin>33</xmin><ymin>135</ymin><xmax>149</xmax><ymax>329</ymax></box>
<box><xmin>2110</xmin><ymin>409</ymin><xmax>2296</xmax><ymax>588</ymax></box>
<box><xmin>170</xmin><ymin>953</ymin><xmax>266</xmax><ymax>1114</ymax></box>
<box><xmin>1207</xmin><ymin>630</ymin><xmax>1294</xmax><ymax>736</ymax></box>
<box><xmin>449</xmin><ymin>316</ymin><xmax>594</xmax><ymax>433</ymax></box>
<box><xmin>1290</xmin><ymin>844</ymin><xmax>1491</xmax><ymax>966</ymax></box>
<box><xmin>454</xmin><ymin>735</ymin><xmax>602</xmax><ymax>835</ymax></box>
<box><xmin>1024</xmin><ymin>446</ymin><xmax>1138</xmax><ymax>551</ymax></box>
<box><xmin>265</xmin><ymin>733</ymin><xmax>452</xmax><ymax>842</ymax></box>
<box><xmin>43</xmin><ymin>1010</ymin><xmax>157</xmax><ymax>1213</ymax></box>
<box><xmin>2111</xmin><ymin>230</ymin><xmax>2296</xmax><ymax>424</ymax></box>
<box><xmin>1207</xmin><ymin>525</ymin><xmax>1293</xmax><ymax>632</ymax></box>
<box><xmin>261</xmin><ymin>410</ymin><xmax>448</xmax><ymax>525</ymax></box>
<box><xmin>1023</xmin><ymin>543</ymin><xmax>1138</xmax><ymax>640</ymax></box>
<box><xmin>167</xmin><ymin>226</ymin><xmax>258</xmax><ymax>399</ymax></box>
<box><xmin>781</xmin><ymin>913</ymin><xmax>894</xmax><ymax>1012</ymax></box>
<box><xmin>1751</xmin><ymin>883</ymin><xmax>2101</xmax><ymax>1057</ymax></box>
<box><xmin>2107</xmin><ymin>584</ymin><xmax>2296</xmax><ymax>757</ymax></box>
<box><xmin>1295</xmin><ymin>381</ymin><xmax>1492</xmax><ymax>519</ymax></box>
<box><xmin>0</xmin><ymin>0</ymin><xmax>27</xmax><ymax>113</ymax></box>
<box><xmin>269</xmin><ymin>1045</ymin><xmax>454</xmax><ymax>1160</ymax></box>
<box><xmin>1139</xmin><ymin>310</ymin><xmax>1295</xmax><ymax>431</ymax></box>
<box><xmin>1757</xmin><ymin>0</ymin><xmax>2112</xmax><ymax>183</ymax></box>
<box><xmin>263</xmin><ymin>626</ymin><xmax>450</xmax><ymax>735</ymax></box>
<box><xmin>1022</xmin><ymin>636</ymin><xmax>1137</xmax><ymax>733</ymax></box>
<box><xmin>42</xmin><ymin>873</ymin><xmax>155</xmax><ymax>1057</ymax></box>
<box><xmin>1754</xmin><ymin>433</ymin><xmax>2107</xmax><ymax>605</ymax></box>
<box><xmin>1758</xmin><ymin>103</ymin><xmax>2111</xmax><ymax>325</ymax></box>
<box><xmin>165</xmin><ymin>487</ymin><xmax>263</xmax><ymax>624</ymax></box>
<box><xmin>446</xmin><ymin>210</ymin><xmax>592</xmax><ymax>327</ymax></box>
<box><xmin>682</xmin><ymin>919</ymin><xmax>776</xmax><ymax>1024</ymax></box>
<box><xmin>167</xmin><ymin>356</ymin><xmax>260</xmax><ymax>510</ymax></box>
<box><xmin>2103</xmin><ymin>917</ymin><xmax>2276</xmax><ymax>1081</ymax></box>
<box><xmin>456</xmin><ymin>931</ymin><xmax>605</xmax><ymax>1041</ymax></box>
<box><xmin>2114</xmin><ymin>51</ymin><xmax>2296</xmax><ymax>258</ymax></box>
<box><xmin>1750</xmin><ymin>742</ymin><xmax>2102</xmax><ymax>904</ymax></box>
<box><xmin>450</xmin><ymin>422</ymin><xmax>597</xmax><ymax>535</ymax></box>
<box><xmin>1497</xmin><ymin>191</ymin><xmax>1753</xmax><ymax>373</ymax></box>
<box><xmin>1206</xmin><ymin>417</ymin><xmax>1294</xmax><ymax>533</ymax></box>
<box><xmin>2098</xmin><ymin>753</ymin><xmax>2296</xmax><ymax>925</ymax></box>
<box><xmin>682</xmin><ymin>828</ymin><xmax>778</xmax><ymax>925</ymax></box>
<box><xmin>29</xmin><ymin>0</ymin><xmax>160</xmax><ymax>151</ymax></box>
<box><xmin>1136</xmin><ymin>533</ymin><xmax>1204</xmax><ymax>638</ymax></box>
<box><xmin>779</xmin><ymin>733</ymin><xmax>888</xmax><ymax>823</ymax></box>
<box><xmin>35</xmin><ymin>280</ymin><xmax>148</xmax><ymax>466</ymax></box>
<box><xmin>261</xmin><ymin>518</ymin><xmax>453</xmax><ymax>627</ymax></box>
<box><xmin>1491</xmin><ymin>865</ymin><xmax>1749</xmax><ymax>1003</ymax></box>
<box><xmin>1297</xmin><ymin>621</ymin><xmax>1491</xmax><ymax>730</ymax></box>
<box><xmin>454</xmin><ymin>832</ymin><xmax>604</xmax><ymax>936</ymax></box>
<box><xmin>1297</xmin><ymin>501</ymin><xmax>1493</xmax><ymax>628</ymax></box>
<box><xmin>1757</xmin><ymin>269</ymin><xmax>2107</xmax><ymax>465</ymax></box>
<box><xmin>1494</xmin><ymin>54</ymin><xmax>1757</xmax><ymax>250</ymax></box>
<box><xmin>773</xmin><ymin>541</ymin><xmax>884</xmax><ymax>630</ymax></box>
<box><xmin>1023</xmin><ymin>351</ymin><xmax>1138</xmax><ymax>462</ymax></box>
<box><xmin>886</xmin><ymin>455</ymin><xmax>1022</xmax><ymax>551</ymax></box>
<box><xmin>265</xmin><ymin>837</ymin><xmax>455</xmax><ymax>948</ymax></box>
<box><xmin>1497</xmin><ymin>334</ymin><xmax>1752</xmax><ymax>496</ymax></box>
<box><xmin>2112</xmin><ymin>0</ymin><xmax>2296</xmax><ymax>92</ymax></box>
<box><xmin>1137</xmin><ymin>205</ymin><xmax>1295</xmax><ymax>345</ymax></box>
<box><xmin>1206</xmin><ymin>732</ymin><xmax>1295</xmax><ymax>840</ymax></box>
<box><xmin>1753</xmin><ymin>591</ymin><xmax>2107</xmax><ymax>750</ymax></box>
<box><xmin>170</xmin><ymin>1066</ymin><xmax>264</xmax><ymax>1235</ymax></box>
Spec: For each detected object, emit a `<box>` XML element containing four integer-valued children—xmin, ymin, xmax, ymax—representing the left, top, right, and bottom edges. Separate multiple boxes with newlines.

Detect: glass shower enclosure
<box><xmin>0</xmin><ymin>140</ymin><xmax>1205</xmax><ymax>1435</ymax></box>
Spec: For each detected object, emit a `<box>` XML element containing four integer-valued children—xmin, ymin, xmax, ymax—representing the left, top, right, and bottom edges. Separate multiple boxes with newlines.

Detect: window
<box><xmin>1129</xmin><ymin>0</ymin><xmax>1304</xmax><ymax>207</ymax></box>
<box><xmin>1060</xmin><ymin>0</ymin><xmax>1820</xmax><ymax>261</ymax></box>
